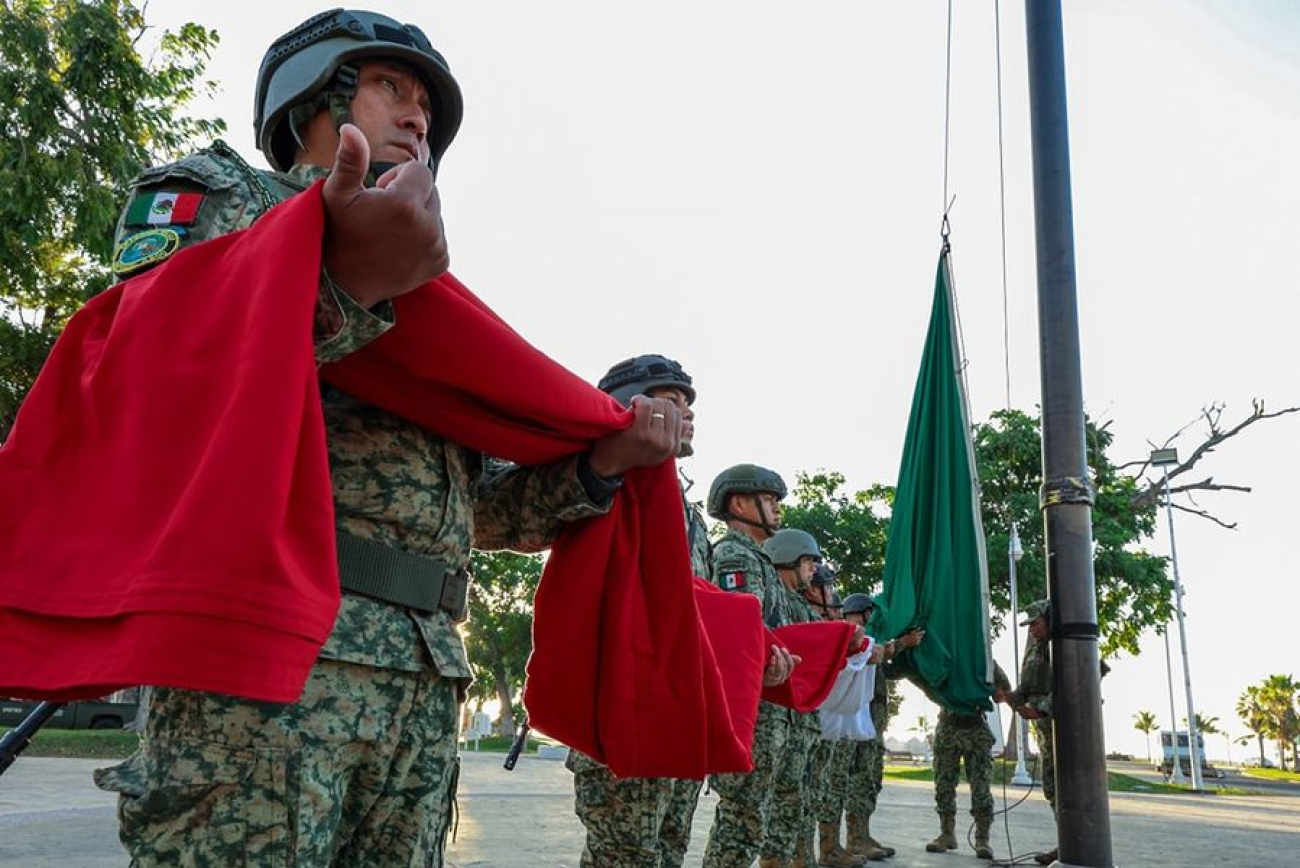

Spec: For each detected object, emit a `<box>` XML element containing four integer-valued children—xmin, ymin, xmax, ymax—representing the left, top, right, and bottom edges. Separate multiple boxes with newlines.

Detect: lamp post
<box><xmin>1151</xmin><ymin>447</ymin><xmax>1203</xmax><ymax>790</ymax></box>
<box><xmin>1007</xmin><ymin>522</ymin><xmax>1033</xmax><ymax>785</ymax></box>
<box><xmin>1161</xmin><ymin>627</ymin><xmax>1185</xmax><ymax>784</ymax></box>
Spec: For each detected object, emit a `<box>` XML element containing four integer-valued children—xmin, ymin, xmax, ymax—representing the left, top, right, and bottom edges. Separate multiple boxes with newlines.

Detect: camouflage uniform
<box><xmin>930</xmin><ymin>709</ymin><xmax>996</xmax><ymax>817</ymax></box>
<box><xmin>1010</xmin><ymin>635</ymin><xmax>1055</xmax><ymax>812</ymax></box>
<box><xmin>568</xmin><ymin>499</ymin><xmax>711</xmax><ymax>868</ymax></box>
<box><xmin>94</xmin><ymin>147</ymin><xmax>612</xmax><ymax>867</ymax></box>
<box><xmin>760</xmin><ymin>585</ymin><xmax>822</xmax><ymax>865</ymax></box>
<box><xmin>702</xmin><ymin>529</ymin><xmax>792</xmax><ymax>868</ymax></box>
<box><xmin>843</xmin><ymin>669</ymin><xmax>892</xmax><ymax>842</ymax></box>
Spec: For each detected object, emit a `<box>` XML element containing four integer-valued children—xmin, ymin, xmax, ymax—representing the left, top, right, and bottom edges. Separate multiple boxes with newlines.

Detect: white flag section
<box><xmin>985</xmin><ymin>704</ymin><xmax>1005</xmax><ymax>755</ymax></box>
<box><xmin>818</xmin><ymin>638</ymin><xmax>878</xmax><ymax>740</ymax></box>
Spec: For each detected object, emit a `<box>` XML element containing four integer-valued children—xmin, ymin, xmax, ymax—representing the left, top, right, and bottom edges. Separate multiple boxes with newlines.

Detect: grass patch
<box><xmin>1241</xmin><ymin>767</ymin><xmax>1300</xmax><ymax>783</ymax></box>
<box><xmin>22</xmin><ymin>728</ymin><xmax>139</xmax><ymax>760</ymax></box>
<box><xmin>459</xmin><ymin>734</ymin><xmax>554</xmax><ymax>754</ymax></box>
<box><xmin>885</xmin><ymin>762</ymin><xmax>1263</xmax><ymax>796</ymax></box>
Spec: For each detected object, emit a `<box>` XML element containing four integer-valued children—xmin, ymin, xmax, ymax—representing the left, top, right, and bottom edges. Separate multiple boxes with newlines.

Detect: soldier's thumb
<box><xmin>326</xmin><ymin>124</ymin><xmax>369</xmax><ymax>195</ymax></box>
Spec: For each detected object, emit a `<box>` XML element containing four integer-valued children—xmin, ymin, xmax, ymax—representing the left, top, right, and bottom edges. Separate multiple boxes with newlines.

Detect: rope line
<box><xmin>995</xmin><ymin>0</ymin><xmax>1012</xmax><ymax>410</ymax></box>
<box><xmin>942</xmin><ymin>0</ymin><xmax>954</xmax><ymax>222</ymax></box>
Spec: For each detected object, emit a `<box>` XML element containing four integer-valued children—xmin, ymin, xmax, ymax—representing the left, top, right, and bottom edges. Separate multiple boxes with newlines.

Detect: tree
<box><xmin>1237</xmin><ymin>685</ymin><xmax>1272</xmax><ymax>767</ymax></box>
<box><xmin>463</xmin><ymin>550</ymin><xmax>543</xmax><ymax>739</ymax></box>
<box><xmin>0</xmin><ymin>0</ymin><xmax>224</xmax><ymax>436</ymax></box>
<box><xmin>1133</xmin><ymin>710</ymin><xmax>1159</xmax><ymax>763</ymax></box>
<box><xmin>976</xmin><ymin>409</ymin><xmax>1173</xmax><ymax>656</ymax></box>
<box><xmin>781</xmin><ymin>470</ymin><xmax>892</xmax><ymax>593</ymax></box>
<box><xmin>1258</xmin><ymin>674</ymin><xmax>1299</xmax><ymax>772</ymax></box>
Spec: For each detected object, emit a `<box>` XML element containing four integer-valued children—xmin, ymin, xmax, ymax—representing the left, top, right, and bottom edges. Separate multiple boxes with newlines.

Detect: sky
<box><xmin>142</xmin><ymin>0</ymin><xmax>1300</xmax><ymax>766</ymax></box>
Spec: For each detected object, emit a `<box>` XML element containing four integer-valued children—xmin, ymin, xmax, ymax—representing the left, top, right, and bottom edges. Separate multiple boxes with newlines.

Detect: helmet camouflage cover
<box><xmin>598</xmin><ymin>354</ymin><xmax>695</xmax><ymax>407</ymax></box>
<box><xmin>254</xmin><ymin>8</ymin><xmax>464</xmax><ymax>172</ymax></box>
<box><xmin>762</xmin><ymin>528</ymin><xmax>822</xmax><ymax>567</ymax></box>
<box><xmin>707</xmin><ymin>463</ymin><xmax>787</xmax><ymax>520</ymax></box>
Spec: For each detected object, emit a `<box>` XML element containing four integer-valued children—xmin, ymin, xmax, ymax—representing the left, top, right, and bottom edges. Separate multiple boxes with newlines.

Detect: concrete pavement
<box><xmin>1</xmin><ymin>752</ymin><xmax>1297</xmax><ymax>866</ymax></box>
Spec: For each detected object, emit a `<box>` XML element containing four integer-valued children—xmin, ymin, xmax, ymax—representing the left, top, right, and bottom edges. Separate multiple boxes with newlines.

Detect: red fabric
<box><xmin>764</xmin><ymin>621</ymin><xmax>861</xmax><ymax>712</ymax></box>
<box><xmin>0</xmin><ymin>181</ymin><xmax>853</xmax><ymax>778</ymax></box>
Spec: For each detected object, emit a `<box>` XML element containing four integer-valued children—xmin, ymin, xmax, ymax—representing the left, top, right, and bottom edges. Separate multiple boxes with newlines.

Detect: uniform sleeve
<box><xmin>472</xmin><ymin>455</ymin><xmax>612</xmax><ymax>553</ymax></box>
<box><xmin>711</xmin><ymin>539</ymin><xmax>766</xmax><ymax>612</ymax></box>
<box><xmin>111</xmin><ymin>152</ymin><xmax>392</xmax><ymax>365</ymax></box>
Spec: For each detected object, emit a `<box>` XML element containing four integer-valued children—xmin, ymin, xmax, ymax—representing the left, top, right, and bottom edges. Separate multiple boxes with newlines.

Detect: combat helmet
<box><xmin>763</xmin><ymin>529</ymin><xmax>822</xmax><ymax>568</ymax></box>
<box><xmin>810</xmin><ymin>563</ymin><xmax>837</xmax><ymax>587</ymax></box>
<box><xmin>842</xmin><ymin>593</ymin><xmax>874</xmax><ymax>616</ymax></box>
<box><xmin>254</xmin><ymin>8</ymin><xmax>464</xmax><ymax>173</ymax></box>
<box><xmin>707</xmin><ymin>464</ymin><xmax>787</xmax><ymax>535</ymax></box>
<box><xmin>598</xmin><ymin>355</ymin><xmax>695</xmax><ymax>407</ymax></box>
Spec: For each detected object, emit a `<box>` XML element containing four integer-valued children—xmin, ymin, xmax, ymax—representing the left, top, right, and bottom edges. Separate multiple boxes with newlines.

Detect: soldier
<box><xmin>924</xmin><ymin>663</ymin><xmax>1012</xmax><ymax>859</ymax></box>
<box><xmin>1010</xmin><ymin>599</ymin><xmax>1057</xmax><ymax>866</ymax></box>
<box><xmin>759</xmin><ymin>530</ymin><xmax>835</xmax><ymax>868</ymax></box>
<box><xmin>567</xmin><ymin>354</ymin><xmax>711</xmax><ymax>868</ymax></box>
<box><xmin>839</xmin><ymin>593</ymin><xmax>924</xmax><ymax>861</ymax></box>
<box><xmin>91</xmin><ymin>10</ymin><xmax>684</xmax><ymax>867</ymax></box>
<box><xmin>701</xmin><ymin>465</ymin><xmax>801</xmax><ymax>868</ymax></box>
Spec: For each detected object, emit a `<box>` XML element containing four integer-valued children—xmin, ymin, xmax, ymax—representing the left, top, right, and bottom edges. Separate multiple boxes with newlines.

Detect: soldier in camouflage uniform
<box><xmin>758</xmin><ymin>530</ymin><xmax>836</xmax><ymax>868</ymax></box>
<box><xmin>91</xmin><ymin>10</ymin><xmax>687</xmax><ymax>867</ymax></box>
<box><xmin>924</xmin><ymin>663</ymin><xmax>1011</xmax><ymax>859</ymax></box>
<box><xmin>566</xmin><ymin>354</ymin><xmax>711</xmax><ymax>868</ymax></box>
<box><xmin>700</xmin><ymin>465</ymin><xmax>800</xmax><ymax>868</ymax></box>
<box><xmin>839</xmin><ymin>592</ymin><xmax>924</xmax><ymax>862</ymax></box>
<box><xmin>1009</xmin><ymin>599</ymin><xmax>1057</xmax><ymax>866</ymax></box>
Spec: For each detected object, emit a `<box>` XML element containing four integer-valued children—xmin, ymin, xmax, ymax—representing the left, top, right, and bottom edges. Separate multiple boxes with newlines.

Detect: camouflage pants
<box><xmin>95</xmin><ymin>658</ymin><xmax>459</xmax><ymax>867</ymax></box>
<box><xmin>1034</xmin><ymin>719</ymin><xmax>1056</xmax><ymax>812</ymax></box>
<box><xmin>761</xmin><ymin>723</ymin><xmax>819</xmax><ymax>861</ymax></box>
<box><xmin>702</xmin><ymin>705</ymin><xmax>791</xmax><ymax>867</ymax></box>
<box><xmin>931</xmin><ymin>714</ymin><xmax>995</xmax><ymax>817</ymax></box>
<box><xmin>844</xmin><ymin>737</ymin><xmax>883</xmax><ymax>817</ymax></box>
<box><xmin>661</xmin><ymin>777</ymin><xmax>705</xmax><ymax>868</ymax></box>
<box><xmin>567</xmin><ymin>749</ymin><xmax>672</xmax><ymax>868</ymax></box>
<box><xmin>816</xmin><ymin>739</ymin><xmax>855</xmax><ymax>823</ymax></box>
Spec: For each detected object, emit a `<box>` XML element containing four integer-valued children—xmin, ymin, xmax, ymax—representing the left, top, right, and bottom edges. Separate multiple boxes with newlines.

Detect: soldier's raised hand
<box><xmin>322</xmin><ymin>123</ymin><xmax>449</xmax><ymax>308</ymax></box>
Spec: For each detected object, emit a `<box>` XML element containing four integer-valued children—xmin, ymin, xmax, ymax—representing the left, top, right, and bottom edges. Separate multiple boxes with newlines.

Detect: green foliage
<box><xmin>0</xmin><ymin>0</ymin><xmax>224</xmax><ymax>434</ymax></box>
<box><xmin>463</xmin><ymin>550</ymin><xmax>543</xmax><ymax>733</ymax></box>
<box><xmin>1134</xmin><ymin>710</ymin><xmax>1159</xmax><ymax>762</ymax></box>
<box><xmin>1237</xmin><ymin>684</ymin><xmax>1273</xmax><ymax>766</ymax></box>
<box><xmin>975</xmin><ymin>409</ymin><xmax>1173</xmax><ymax>655</ymax></box>
<box><xmin>1258</xmin><ymin>674</ymin><xmax>1299</xmax><ymax>771</ymax></box>
<box><xmin>781</xmin><ymin>470</ymin><xmax>892</xmax><ymax>594</ymax></box>
<box><xmin>25</xmin><ymin>727</ymin><xmax>139</xmax><ymax>758</ymax></box>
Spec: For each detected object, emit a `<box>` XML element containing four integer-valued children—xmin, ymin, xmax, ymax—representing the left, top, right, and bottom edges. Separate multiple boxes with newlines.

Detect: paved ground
<box><xmin>1</xmin><ymin>751</ymin><xmax>1297</xmax><ymax>866</ymax></box>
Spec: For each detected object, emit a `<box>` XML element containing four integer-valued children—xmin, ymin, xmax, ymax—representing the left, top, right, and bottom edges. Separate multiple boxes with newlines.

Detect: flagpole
<box><xmin>1023</xmin><ymin>2</ymin><xmax>1114</xmax><ymax>866</ymax></box>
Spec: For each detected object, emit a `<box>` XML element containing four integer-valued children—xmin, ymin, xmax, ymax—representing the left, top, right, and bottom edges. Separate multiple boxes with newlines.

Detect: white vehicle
<box><xmin>1158</xmin><ymin>730</ymin><xmax>1226</xmax><ymax>779</ymax></box>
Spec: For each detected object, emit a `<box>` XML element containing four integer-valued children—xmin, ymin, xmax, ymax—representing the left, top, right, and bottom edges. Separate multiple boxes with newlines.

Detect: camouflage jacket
<box><xmin>1010</xmin><ymin>636</ymin><xmax>1052</xmax><ymax>716</ymax></box>
<box><xmin>685</xmin><ymin>496</ymin><xmax>711</xmax><ymax>580</ymax></box>
<box><xmin>112</xmin><ymin>143</ymin><xmax>611</xmax><ymax>685</ymax></box>
<box><xmin>711</xmin><ymin>529</ymin><xmax>779</xmax><ymax>625</ymax></box>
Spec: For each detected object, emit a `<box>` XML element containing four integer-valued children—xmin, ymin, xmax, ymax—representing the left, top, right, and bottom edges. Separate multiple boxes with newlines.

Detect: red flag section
<box><xmin>0</xmin><ymin>182</ymin><xmax>853</xmax><ymax>778</ymax></box>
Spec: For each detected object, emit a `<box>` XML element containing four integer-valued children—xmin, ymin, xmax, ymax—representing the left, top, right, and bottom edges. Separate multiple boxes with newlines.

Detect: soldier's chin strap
<box><xmin>725</xmin><ymin>494</ymin><xmax>779</xmax><ymax>537</ymax></box>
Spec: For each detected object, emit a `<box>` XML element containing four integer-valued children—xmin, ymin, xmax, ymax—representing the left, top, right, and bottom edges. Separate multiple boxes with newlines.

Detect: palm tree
<box><xmin>1191</xmin><ymin>713</ymin><xmax>1224</xmax><ymax>765</ymax></box>
<box><xmin>1133</xmin><ymin>711</ymin><xmax>1159</xmax><ymax>763</ymax></box>
<box><xmin>1260</xmin><ymin>675</ymin><xmax>1299</xmax><ymax>771</ymax></box>
<box><xmin>1237</xmin><ymin>685</ymin><xmax>1272</xmax><ymax>767</ymax></box>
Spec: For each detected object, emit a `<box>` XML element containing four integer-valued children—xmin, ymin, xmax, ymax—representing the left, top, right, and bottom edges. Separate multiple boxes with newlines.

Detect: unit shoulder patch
<box><xmin>719</xmin><ymin>570</ymin><xmax>749</xmax><ymax>591</ymax></box>
<box><xmin>112</xmin><ymin>228</ymin><xmax>183</xmax><ymax>275</ymax></box>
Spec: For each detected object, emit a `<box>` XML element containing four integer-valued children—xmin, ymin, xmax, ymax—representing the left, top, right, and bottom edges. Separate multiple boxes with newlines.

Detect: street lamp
<box><xmin>1151</xmin><ymin>447</ymin><xmax>1204</xmax><ymax>791</ymax></box>
<box><xmin>1007</xmin><ymin>522</ymin><xmax>1034</xmax><ymax>786</ymax></box>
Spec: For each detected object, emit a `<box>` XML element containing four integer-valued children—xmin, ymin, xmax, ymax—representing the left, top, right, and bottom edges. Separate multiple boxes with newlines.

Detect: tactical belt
<box><xmin>335</xmin><ymin>531</ymin><xmax>469</xmax><ymax>622</ymax></box>
<box><xmin>948</xmin><ymin>713</ymin><xmax>986</xmax><ymax>729</ymax></box>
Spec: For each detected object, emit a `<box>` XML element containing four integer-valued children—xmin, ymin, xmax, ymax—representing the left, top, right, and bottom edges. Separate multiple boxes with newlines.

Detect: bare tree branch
<box><xmin>1170</xmin><ymin>502</ymin><xmax>1238</xmax><ymax>530</ymax></box>
<box><xmin>1131</xmin><ymin>400</ymin><xmax>1300</xmax><ymax>513</ymax></box>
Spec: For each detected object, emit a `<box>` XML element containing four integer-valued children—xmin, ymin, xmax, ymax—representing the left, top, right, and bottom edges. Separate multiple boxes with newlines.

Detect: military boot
<box><xmin>817</xmin><ymin>822</ymin><xmax>868</xmax><ymax>867</ymax></box>
<box><xmin>844</xmin><ymin>813</ymin><xmax>889</xmax><ymax>861</ymax></box>
<box><xmin>973</xmin><ymin>812</ymin><xmax>994</xmax><ymax>859</ymax></box>
<box><xmin>924</xmin><ymin>812</ymin><xmax>958</xmax><ymax>853</ymax></box>
<box><xmin>1033</xmin><ymin>847</ymin><xmax>1058</xmax><ymax>865</ymax></box>
<box><xmin>861</xmin><ymin>815</ymin><xmax>895</xmax><ymax>858</ymax></box>
<box><xmin>758</xmin><ymin>858</ymin><xmax>787</xmax><ymax>868</ymax></box>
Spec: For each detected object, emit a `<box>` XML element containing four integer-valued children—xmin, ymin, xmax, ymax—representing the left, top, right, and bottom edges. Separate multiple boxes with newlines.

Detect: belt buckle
<box><xmin>440</xmin><ymin>566</ymin><xmax>470</xmax><ymax>623</ymax></box>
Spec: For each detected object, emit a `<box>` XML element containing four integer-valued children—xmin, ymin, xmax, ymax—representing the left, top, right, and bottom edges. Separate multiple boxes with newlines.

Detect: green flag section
<box><xmin>878</xmin><ymin>248</ymin><xmax>994</xmax><ymax>715</ymax></box>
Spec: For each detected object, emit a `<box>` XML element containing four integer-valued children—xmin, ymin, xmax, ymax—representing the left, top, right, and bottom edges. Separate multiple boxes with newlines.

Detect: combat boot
<box><xmin>817</xmin><ymin>822</ymin><xmax>868</xmax><ymax>867</ymax></box>
<box><xmin>1033</xmin><ymin>847</ymin><xmax>1058</xmax><ymax>865</ymax></box>
<box><xmin>861</xmin><ymin>815</ymin><xmax>895</xmax><ymax>858</ymax></box>
<box><xmin>844</xmin><ymin>813</ymin><xmax>889</xmax><ymax>861</ymax></box>
<box><xmin>758</xmin><ymin>857</ymin><xmax>787</xmax><ymax>868</ymax></box>
<box><xmin>973</xmin><ymin>812</ymin><xmax>994</xmax><ymax>859</ymax></box>
<box><xmin>924</xmin><ymin>812</ymin><xmax>958</xmax><ymax>853</ymax></box>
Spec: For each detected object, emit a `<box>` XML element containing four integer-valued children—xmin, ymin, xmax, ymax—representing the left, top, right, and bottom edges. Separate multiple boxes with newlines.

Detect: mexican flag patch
<box><xmin>721</xmin><ymin>571</ymin><xmax>747</xmax><ymax>590</ymax></box>
<box><xmin>125</xmin><ymin>192</ymin><xmax>204</xmax><ymax>227</ymax></box>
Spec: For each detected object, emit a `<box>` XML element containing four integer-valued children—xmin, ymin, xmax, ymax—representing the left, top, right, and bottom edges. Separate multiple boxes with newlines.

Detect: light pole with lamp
<box><xmin>1007</xmin><ymin>522</ymin><xmax>1033</xmax><ymax>785</ymax></box>
<box><xmin>1151</xmin><ymin>447</ymin><xmax>1204</xmax><ymax>790</ymax></box>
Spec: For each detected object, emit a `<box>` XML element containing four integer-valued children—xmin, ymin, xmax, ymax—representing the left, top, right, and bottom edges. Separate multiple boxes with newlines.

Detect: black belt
<box><xmin>335</xmin><ymin>531</ymin><xmax>470</xmax><ymax>622</ymax></box>
<box><xmin>948</xmin><ymin>713</ymin><xmax>985</xmax><ymax>729</ymax></box>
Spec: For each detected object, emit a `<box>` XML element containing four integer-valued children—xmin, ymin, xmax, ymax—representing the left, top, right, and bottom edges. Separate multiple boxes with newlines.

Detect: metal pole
<box><xmin>1162</xmin><ymin>464</ymin><xmax>1204</xmax><ymax>790</ymax></box>
<box><xmin>0</xmin><ymin>702</ymin><xmax>62</xmax><ymax>776</ymax></box>
<box><xmin>1162</xmin><ymin>628</ymin><xmax>1186</xmax><ymax>784</ymax></box>
<box><xmin>1009</xmin><ymin>523</ymin><xmax>1033</xmax><ymax>785</ymax></box>
<box><xmin>1024</xmin><ymin>2</ymin><xmax>1113</xmax><ymax>864</ymax></box>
